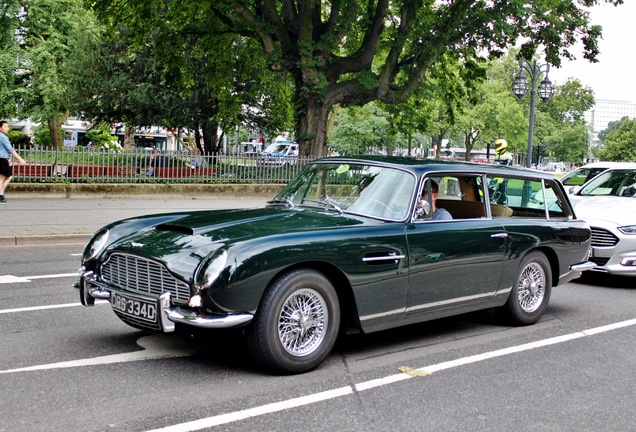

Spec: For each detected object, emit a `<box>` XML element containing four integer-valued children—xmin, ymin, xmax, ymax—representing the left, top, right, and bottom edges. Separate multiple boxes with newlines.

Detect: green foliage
<box><xmin>598</xmin><ymin>116</ymin><xmax>630</xmax><ymax>143</ymax></box>
<box><xmin>329</xmin><ymin>103</ymin><xmax>389</xmax><ymax>155</ymax></box>
<box><xmin>600</xmin><ymin>119</ymin><xmax>636</xmax><ymax>162</ymax></box>
<box><xmin>7</xmin><ymin>130</ymin><xmax>31</xmax><ymax>147</ymax></box>
<box><xmin>14</xmin><ymin>0</ymin><xmax>100</xmax><ymax>143</ymax></box>
<box><xmin>90</xmin><ymin>0</ymin><xmax>617</xmax><ymax>158</ymax></box>
<box><xmin>33</xmin><ymin>125</ymin><xmax>53</xmax><ymax>147</ymax></box>
<box><xmin>86</xmin><ymin>123</ymin><xmax>119</xmax><ymax>149</ymax></box>
<box><xmin>0</xmin><ymin>2</ymin><xmax>20</xmax><ymax>117</ymax></box>
<box><xmin>548</xmin><ymin>124</ymin><xmax>589</xmax><ymax>163</ymax></box>
<box><xmin>72</xmin><ymin>12</ymin><xmax>294</xmax><ymax>155</ymax></box>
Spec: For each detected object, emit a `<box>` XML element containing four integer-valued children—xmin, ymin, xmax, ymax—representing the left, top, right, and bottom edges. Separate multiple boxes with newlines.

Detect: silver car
<box><xmin>571</xmin><ymin>168</ymin><xmax>636</xmax><ymax>276</ymax></box>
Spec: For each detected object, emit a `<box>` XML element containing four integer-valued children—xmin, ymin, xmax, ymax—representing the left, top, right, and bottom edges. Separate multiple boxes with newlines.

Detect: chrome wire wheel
<box><xmin>278</xmin><ymin>288</ymin><xmax>328</xmax><ymax>357</ymax></box>
<box><xmin>517</xmin><ymin>262</ymin><xmax>545</xmax><ymax>313</ymax></box>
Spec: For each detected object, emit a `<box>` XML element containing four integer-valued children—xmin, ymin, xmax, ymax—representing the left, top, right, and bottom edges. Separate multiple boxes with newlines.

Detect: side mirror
<box><xmin>569</xmin><ymin>186</ymin><xmax>581</xmax><ymax>195</ymax></box>
<box><xmin>416</xmin><ymin>200</ymin><xmax>431</xmax><ymax>218</ymax></box>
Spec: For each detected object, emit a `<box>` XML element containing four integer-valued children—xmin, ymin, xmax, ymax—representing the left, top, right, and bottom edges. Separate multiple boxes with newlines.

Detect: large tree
<box><xmin>14</xmin><ymin>0</ymin><xmax>100</xmax><ymax>147</ymax></box>
<box><xmin>599</xmin><ymin>119</ymin><xmax>636</xmax><ymax>162</ymax></box>
<box><xmin>540</xmin><ymin>78</ymin><xmax>595</xmax><ymax>163</ymax></box>
<box><xmin>93</xmin><ymin>0</ymin><xmax>622</xmax><ymax>158</ymax></box>
<box><xmin>73</xmin><ymin>21</ymin><xmax>294</xmax><ymax>154</ymax></box>
<box><xmin>0</xmin><ymin>2</ymin><xmax>20</xmax><ymax>118</ymax></box>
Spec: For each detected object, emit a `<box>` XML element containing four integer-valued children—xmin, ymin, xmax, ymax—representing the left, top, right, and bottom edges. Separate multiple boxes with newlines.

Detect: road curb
<box><xmin>0</xmin><ymin>234</ymin><xmax>92</xmax><ymax>247</ymax></box>
<box><xmin>10</xmin><ymin>182</ymin><xmax>285</xmax><ymax>199</ymax></box>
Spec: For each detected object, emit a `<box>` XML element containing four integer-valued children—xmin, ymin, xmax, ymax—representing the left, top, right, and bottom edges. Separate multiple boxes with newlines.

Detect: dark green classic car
<box><xmin>76</xmin><ymin>157</ymin><xmax>595</xmax><ymax>373</ymax></box>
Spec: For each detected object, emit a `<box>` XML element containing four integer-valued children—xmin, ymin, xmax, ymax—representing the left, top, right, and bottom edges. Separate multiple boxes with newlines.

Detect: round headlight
<box><xmin>197</xmin><ymin>250</ymin><xmax>228</xmax><ymax>290</ymax></box>
<box><xmin>83</xmin><ymin>229</ymin><xmax>109</xmax><ymax>261</ymax></box>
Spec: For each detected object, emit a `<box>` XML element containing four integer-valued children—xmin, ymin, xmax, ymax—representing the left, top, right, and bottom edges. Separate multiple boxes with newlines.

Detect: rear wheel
<box><xmin>247</xmin><ymin>269</ymin><xmax>340</xmax><ymax>373</ymax></box>
<box><xmin>500</xmin><ymin>251</ymin><xmax>552</xmax><ymax>325</ymax></box>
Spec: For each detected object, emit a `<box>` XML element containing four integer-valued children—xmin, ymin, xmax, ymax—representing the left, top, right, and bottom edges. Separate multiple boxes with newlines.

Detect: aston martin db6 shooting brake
<box><xmin>76</xmin><ymin>157</ymin><xmax>594</xmax><ymax>373</ymax></box>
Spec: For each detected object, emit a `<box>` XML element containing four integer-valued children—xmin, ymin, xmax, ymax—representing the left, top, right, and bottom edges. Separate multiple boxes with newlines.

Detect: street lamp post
<box><xmin>512</xmin><ymin>57</ymin><xmax>555</xmax><ymax>168</ymax></box>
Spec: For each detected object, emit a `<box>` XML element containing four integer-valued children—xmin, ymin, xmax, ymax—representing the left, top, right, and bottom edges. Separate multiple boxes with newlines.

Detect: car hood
<box><xmin>573</xmin><ymin>196</ymin><xmax>636</xmax><ymax>226</ymax></box>
<box><xmin>101</xmin><ymin>207</ymin><xmax>369</xmax><ymax>279</ymax></box>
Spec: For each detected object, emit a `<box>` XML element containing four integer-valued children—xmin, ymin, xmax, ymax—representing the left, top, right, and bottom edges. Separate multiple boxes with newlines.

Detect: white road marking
<box><xmin>0</xmin><ymin>336</ymin><xmax>196</xmax><ymax>374</ymax></box>
<box><xmin>0</xmin><ymin>273</ymin><xmax>79</xmax><ymax>284</ymax></box>
<box><xmin>145</xmin><ymin>317</ymin><xmax>636</xmax><ymax>432</ymax></box>
<box><xmin>0</xmin><ymin>300</ymin><xmax>107</xmax><ymax>315</ymax></box>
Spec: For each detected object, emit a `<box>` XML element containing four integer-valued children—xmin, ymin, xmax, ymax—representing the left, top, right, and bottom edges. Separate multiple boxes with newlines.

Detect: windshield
<box><xmin>561</xmin><ymin>167</ymin><xmax>608</xmax><ymax>186</ymax></box>
<box><xmin>274</xmin><ymin>162</ymin><xmax>416</xmax><ymax>220</ymax></box>
<box><xmin>264</xmin><ymin>143</ymin><xmax>292</xmax><ymax>154</ymax></box>
<box><xmin>578</xmin><ymin>169</ymin><xmax>636</xmax><ymax>197</ymax></box>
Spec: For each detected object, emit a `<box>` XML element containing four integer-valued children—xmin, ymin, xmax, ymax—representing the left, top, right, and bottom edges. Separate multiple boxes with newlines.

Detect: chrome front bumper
<box><xmin>569</xmin><ymin>261</ymin><xmax>597</xmax><ymax>272</ymax></box>
<box><xmin>557</xmin><ymin>260</ymin><xmax>597</xmax><ymax>285</ymax></box>
<box><xmin>76</xmin><ymin>271</ymin><xmax>253</xmax><ymax>333</ymax></box>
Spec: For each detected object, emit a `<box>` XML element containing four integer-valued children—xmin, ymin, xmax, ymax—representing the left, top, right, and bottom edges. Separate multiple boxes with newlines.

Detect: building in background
<box><xmin>585</xmin><ymin>99</ymin><xmax>636</xmax><ymax>159</ymax></box>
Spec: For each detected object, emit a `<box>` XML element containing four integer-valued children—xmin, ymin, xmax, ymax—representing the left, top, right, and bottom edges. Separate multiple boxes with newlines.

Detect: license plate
<box><xmin>111</xmin><ymin>292</ymin><xmax>157</xmax><ymax>323</ymax></box>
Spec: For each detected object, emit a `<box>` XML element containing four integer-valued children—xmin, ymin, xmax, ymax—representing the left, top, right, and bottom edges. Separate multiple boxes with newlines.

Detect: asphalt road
<box><xmin>1</xmin><ymin>244</ymin><xmax>635</xmax><ymax>431</ymax></box>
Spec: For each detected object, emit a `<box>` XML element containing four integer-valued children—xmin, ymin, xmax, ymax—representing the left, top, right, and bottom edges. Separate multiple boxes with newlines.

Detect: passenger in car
<box><xmin>424</xmin><ymin>180</ymin><xmax>452</xmax><ymax>220</ymax></box>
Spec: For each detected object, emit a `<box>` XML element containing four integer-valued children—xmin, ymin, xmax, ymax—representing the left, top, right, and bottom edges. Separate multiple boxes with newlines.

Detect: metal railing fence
<box><xmin>12</xmin><ymin>146</ymin><xmax>312</xmax><ymax>184</ymax></box>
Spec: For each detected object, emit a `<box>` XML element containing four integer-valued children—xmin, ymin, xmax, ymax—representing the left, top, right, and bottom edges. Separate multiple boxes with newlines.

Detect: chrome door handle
<box><xmin>491</xmin><ymin>233</ymin><xmax>509</xmax><ymax>239</ymax></box>
<box><xmin>362</xmin><ymin>253</ymin><xmax>405</xmax><ymax>263</ymax></box>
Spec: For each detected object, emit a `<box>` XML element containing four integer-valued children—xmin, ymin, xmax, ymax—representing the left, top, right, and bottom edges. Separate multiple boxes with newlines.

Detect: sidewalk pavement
<box><xmin>0</xmin><ymin>194</ymin><xmax>271</xmax><ymax>247</ymax></box>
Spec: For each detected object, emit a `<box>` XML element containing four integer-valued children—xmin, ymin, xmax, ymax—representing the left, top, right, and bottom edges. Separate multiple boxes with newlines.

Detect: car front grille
<box><xmin>101</xmin><ymin>252</ymin><xmax>190</xmax><ymax>305</ymax></box>
<box><xmin>590</xmin><ymin>227</ymin><xmax>619</xmax><ymax>248</ymax></box>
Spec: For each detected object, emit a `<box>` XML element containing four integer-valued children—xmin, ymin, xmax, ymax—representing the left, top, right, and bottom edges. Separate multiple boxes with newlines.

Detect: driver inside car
<box><xmin>419</xmin><ymin>180</ymin><xmax>452</xmax><ymax>220</ymax></box>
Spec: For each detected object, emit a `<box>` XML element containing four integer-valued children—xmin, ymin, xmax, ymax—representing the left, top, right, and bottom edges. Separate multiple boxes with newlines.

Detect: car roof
<box><xmin>312</xmin><ymin>156</ymin><xmax>558</xmax><ymax>180</ymax></box>
<box><xmin>575</xmin><ymin>161</ymin><xmax>636</xmax><ymax>169</ymax></box>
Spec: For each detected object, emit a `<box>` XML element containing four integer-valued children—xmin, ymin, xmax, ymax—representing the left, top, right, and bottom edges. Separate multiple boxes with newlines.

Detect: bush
<box><xmin>33</xmin><ymin>126</ymin><xmax>53</xmax><ymax>147</ymax></box>
<box><xmin>8</xmin><ymin>130</ymin><xmax>31</xmax><ymax>147</ymax></box>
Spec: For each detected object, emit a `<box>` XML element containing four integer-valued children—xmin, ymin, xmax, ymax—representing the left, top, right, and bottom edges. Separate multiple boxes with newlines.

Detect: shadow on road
<box><xmin>574</xmin><ymin>272</ymin><xmax>635</xmax><ymax>289</ymax></box>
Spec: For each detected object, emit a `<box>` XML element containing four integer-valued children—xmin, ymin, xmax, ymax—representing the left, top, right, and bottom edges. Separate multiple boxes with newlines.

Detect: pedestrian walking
<box><xmin>0</xmin><ymin>120</ymin><xmax>27</xmax><ymax>203</ymax></box>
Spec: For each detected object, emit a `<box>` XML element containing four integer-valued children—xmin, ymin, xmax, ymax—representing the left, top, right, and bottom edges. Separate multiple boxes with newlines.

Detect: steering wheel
<box><xmin>368</xmin><ymin>198</ymin><xmax>396</xmax><ymax>218</ymax></box>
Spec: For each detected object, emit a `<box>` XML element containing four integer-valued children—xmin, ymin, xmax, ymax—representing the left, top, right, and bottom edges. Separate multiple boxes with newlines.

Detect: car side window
<box><xmin>486</xmin><ymin>175</ymin><xmax>569</xmax><ymax>219</ymax></box>
<box><xmin>544</xmin><ymin>181</ymin><xmax>570</xmax><ymax>218</ymax></box>
<box><xmin>415</xmin><ymin>174</ymin><xmax>487</xmax><ymax>220</ymax></box>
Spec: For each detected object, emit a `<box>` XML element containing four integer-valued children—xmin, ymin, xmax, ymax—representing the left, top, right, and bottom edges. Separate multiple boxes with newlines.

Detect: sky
<box><xmin>548</xmin><ymin>1</ymin><xmax>636</xmax><ymax>103</ymax></box>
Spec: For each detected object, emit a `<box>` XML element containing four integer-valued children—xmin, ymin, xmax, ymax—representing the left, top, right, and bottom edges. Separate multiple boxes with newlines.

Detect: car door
<box><xmin>405</xmin><ymin>175</ymin><xmax>507</xmax><ymax>316</ymax></box>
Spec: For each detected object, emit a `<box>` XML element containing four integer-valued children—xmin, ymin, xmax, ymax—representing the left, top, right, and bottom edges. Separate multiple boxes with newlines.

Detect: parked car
<box><xmin>560</xmin><ymin>162</ymin><xmax>636</xmax><ymax>195</ymax></box>
<box><xmin>75</xmin><ymin>157</ymin><xmax>594</xmax><ymax>373</ymax></box>
<box><xmin>258</xmin><ymin>140</ymin><xmax>299</xmax><ymax>166</ymax></box>
<box><xmin>569</xmin><ymin>168</ymin><xmax>636</xmax><ymax>276</ymax></box>
<box><xmin>543</xmin><ymin>162</ymin><xmax>566</xmax><ymax>173</ymax></box>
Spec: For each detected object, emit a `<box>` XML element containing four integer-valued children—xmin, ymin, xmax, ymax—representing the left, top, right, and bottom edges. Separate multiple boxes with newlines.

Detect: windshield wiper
<box><xmin>266</xmin><ymin>198</ymin><xmax>294</xmax><ymax>208</ymax></box>
<box><xmin>301</xmin><ymin>199</ymin><xmax>343</xmax><ymax>214</ymax></box>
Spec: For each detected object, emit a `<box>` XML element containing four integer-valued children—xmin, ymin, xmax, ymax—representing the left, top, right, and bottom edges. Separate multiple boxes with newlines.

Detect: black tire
<box><xmin>247</xmin><ymin>268</ymin><xmax>340</xmax><ymax>373</ymax></box>
<box><xmin>500</xmin><ymin>251</ymin><xmax>552</xmax><ymax>325</ymax></box>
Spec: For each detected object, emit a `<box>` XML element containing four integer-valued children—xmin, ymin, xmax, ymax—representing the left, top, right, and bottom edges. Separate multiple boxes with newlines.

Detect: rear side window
<box><xmin>486</xmin><ymin>175</ymin><xmax>571</xmax><ymax>219</ymax></box>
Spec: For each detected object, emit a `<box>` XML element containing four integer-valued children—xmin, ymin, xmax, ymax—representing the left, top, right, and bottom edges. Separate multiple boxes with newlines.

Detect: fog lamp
<box><xmin>188</xmin><ymin>295</ymin><xmax>202</xmax><ymax>308</ymax></box>
<box><xmin>620</xmin><ymin>257</ymin><xmax>636</xmax><ymax>267</ymax></box>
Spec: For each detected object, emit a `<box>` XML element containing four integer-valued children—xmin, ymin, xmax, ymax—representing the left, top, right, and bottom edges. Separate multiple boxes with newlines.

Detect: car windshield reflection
<box><xmin>273</xmin><ymin>162</ymin><xmax>416</xmax><ymax>220</ymax></box>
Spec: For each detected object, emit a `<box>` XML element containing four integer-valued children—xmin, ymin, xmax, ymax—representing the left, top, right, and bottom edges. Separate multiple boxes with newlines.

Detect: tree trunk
<box><xmin>202</xmin><ymin>122</ymin><xmax>219</xmax><ymax>155</ymax></box>
<box><xmin>195</xmin><ymin>127</ymin><xmax>202</xmax><ymax>152</ymax></box>
<box><xmin>47</xmin><ymin>112</ymin><xmax>68</xmax><ymax>148</ymax></box>
<box><xmin>123</xmin><ymin>124</ymin><xmax>135</xmax><ymax>149</ymax></box>
<box><xmin>434</xmin><ymin>134</ymin><xmax>445</xmax><ymax>159</ymax></box>
<box><xmin>464</xmin><ymin>131</ymin><xmax>478</xmax><ymax>161</ymax></box>
<box><xmin>298</xmin><ymin>98</ymin><xmax>330</xmax><ymax>158</ymax></box>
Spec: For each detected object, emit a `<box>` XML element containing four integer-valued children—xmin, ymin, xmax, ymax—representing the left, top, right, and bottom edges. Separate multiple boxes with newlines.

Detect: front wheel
<box><xmin>247</xmin><ymin>269</ymin><xmax>340</xmax><ymax>374</ymax></box>
<box><xmin>499</xmin><ymin>251</ymin><xmax>552</xmax><ymax>325</ymax></box>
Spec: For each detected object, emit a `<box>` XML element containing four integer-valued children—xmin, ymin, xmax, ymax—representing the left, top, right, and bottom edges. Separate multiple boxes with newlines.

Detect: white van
<box><xmin>258</xmin><ymin>140</ymin><xmax>299</xmax><ymax>166</ymax></box>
